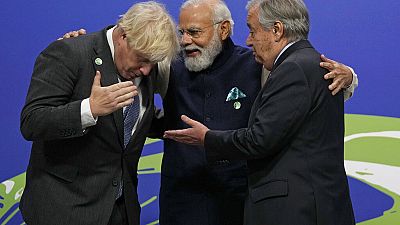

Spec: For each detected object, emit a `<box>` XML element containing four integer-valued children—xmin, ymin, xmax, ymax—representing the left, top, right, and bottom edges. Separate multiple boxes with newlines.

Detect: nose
<box><xmin>181</xmin><ymin>32</ymin><xmax>193</xmax><ymax>46</ymax></box>
<box><xmin>139</xmin><ymin>64</ymin><xmax>153</xmax><ymax>76</ymax></box>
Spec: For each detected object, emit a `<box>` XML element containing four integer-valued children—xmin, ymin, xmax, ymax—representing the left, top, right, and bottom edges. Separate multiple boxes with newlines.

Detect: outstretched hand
<box><xmin>164</xmin><ymin>115</ymin><xmax>209</xmax><ymax>146</ymax></box>
<box><xmin>57</xmin><ymin>28</ymin><xmax>87</xmax><ymax>40</ymax></box>
<box><xmin>89</xmin><ymin>71</ymin><xmax>138</xmax><ymax>118</ymax></box>
<box><xmin>320</xmin><ymin>54</ymin><xmax>353</xmax><ymax>95</ymax></box>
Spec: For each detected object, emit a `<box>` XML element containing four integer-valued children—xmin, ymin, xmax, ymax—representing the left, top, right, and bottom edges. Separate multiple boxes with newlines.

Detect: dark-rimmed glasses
<box><xmin>178</xmin><ymin>20</ymin><xmax>224</xmax><ymax>39</ymax></box>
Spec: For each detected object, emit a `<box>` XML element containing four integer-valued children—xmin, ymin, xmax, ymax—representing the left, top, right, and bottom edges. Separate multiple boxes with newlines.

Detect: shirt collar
<box><xmin>274</xmin><ymin>41</ymin><xmax>296</xmax><ymax>65</ymax></box>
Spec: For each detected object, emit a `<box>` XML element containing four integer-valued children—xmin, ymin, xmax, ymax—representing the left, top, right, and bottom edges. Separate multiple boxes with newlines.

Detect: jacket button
<box><xmin>112</xmin><ymin>179</ymin><xmax>118</xmax><ymax>186</ymax></box>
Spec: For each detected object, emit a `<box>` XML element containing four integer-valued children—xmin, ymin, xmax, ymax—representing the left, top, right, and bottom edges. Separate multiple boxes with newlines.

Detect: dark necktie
<box><xmin>123</xmin><ymin>94</ymin><xmax>140</xmax><ymax>147</ymax></box>
<box><xmin>116</xmin><ymin>94</ymin><xmax>139</xmax><ymax>199</ymax></box>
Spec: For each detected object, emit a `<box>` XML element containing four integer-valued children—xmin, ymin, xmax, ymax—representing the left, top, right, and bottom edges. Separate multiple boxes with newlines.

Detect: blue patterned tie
<box><xmin>116</xmin><ymin>94</ymin><xmax>140</xmax><ymax>199</ymax></box>
<box><xmin>123</xmin><ymin>94</ymin><xmax>140</xmax><ymax>147</ymax></box>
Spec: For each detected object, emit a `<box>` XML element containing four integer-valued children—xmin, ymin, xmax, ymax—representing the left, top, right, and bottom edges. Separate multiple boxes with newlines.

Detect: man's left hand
<box><xmin>320</xmin><ymin>54</ymin><xmax>353</xmax><ymax>95</ymax></box>
<box><xmin>164</xmin><ymin>115</ymin><xmax>209</xmax><ymax>146</ymax></box>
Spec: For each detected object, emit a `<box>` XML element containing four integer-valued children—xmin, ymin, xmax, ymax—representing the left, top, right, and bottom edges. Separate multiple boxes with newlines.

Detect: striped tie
<box><xmin>123</xmin><ymin>94</ymin><xmax>140</xmax><ymax>147</ymax></box>
<box><xmin>116</xmin><ymin>94</ymin><xmax>140</xmax><ymax>199</ymax></box>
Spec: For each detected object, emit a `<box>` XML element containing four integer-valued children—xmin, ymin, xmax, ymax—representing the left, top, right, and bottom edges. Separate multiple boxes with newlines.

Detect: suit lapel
<box><xmin>92</xmin><ymin>27</ymin><xmax>124</xmax><ymax>148</ymax></box>
<box><xmin>270</xmin><ymin>40</ymin><xmax>313</xmax><ymax>72</ymax></box>
<box><xmin>248</xmin><ymin>40</ymin><xmax>313</xmax><ymax>124</ymax></box>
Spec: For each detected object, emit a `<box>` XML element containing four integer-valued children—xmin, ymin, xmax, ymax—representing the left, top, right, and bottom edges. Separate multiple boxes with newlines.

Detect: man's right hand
<box><xmin>89</xmin><ymin>71</ymin><xmax>138</xmax><ymax>118</ymax></box>
<box><xmin>57</xmin><ymin>28</ymin><xmax>87</xmax><ymax>40</ymax></box>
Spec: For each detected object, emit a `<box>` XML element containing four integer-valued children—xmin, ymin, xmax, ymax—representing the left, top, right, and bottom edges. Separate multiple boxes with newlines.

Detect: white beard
<box><xmin>183</xmin><ymin>30</ymin><xmax>223</xmax><ymax>72</ymax></box>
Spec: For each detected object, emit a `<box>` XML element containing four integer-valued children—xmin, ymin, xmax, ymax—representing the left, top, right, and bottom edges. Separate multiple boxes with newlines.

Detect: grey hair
<box><xmin>181</xmin><ymin>0</ymin><xmax>235</xmax><ymax>36</ymax></box>
<box><xmin>246</xmin><ymin>0</ymin><xmax>309</xmax><ymax>42</ymax></box>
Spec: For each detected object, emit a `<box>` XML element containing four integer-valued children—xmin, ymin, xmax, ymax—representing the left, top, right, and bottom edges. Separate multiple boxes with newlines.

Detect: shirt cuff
<box><xmin>81</xmin><ymin>98</ymin><xmax>97</xmax><ymax>130</ymax></box>
<box><xmin>344</xmin><ymin>66</ymin><xmax>359</xmax><ymax>101</ymax></box>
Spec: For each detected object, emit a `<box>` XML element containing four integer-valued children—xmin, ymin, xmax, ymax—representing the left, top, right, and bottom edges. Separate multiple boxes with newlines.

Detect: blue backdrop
<box><xmin>1</xmin><ymin>0</ymin><xmax>399</xmax><ymax>224</ymax></box>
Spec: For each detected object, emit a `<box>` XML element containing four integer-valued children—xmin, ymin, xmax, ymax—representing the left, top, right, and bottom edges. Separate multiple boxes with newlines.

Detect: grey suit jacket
<box><xmin>20</xmin><ymin>27</ymin><xmax>155</xmax><ymax>225</ymax></box>
<box><xmin>204</xmin><ymin>40</ymin><xmax>355</xmax><ymax>225</ymax></box>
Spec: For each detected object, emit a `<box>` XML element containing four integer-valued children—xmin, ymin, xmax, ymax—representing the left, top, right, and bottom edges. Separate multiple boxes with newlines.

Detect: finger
<box><xmin>320</xmin><ymin>62</ymin><xmax>335</xmax><ymax>71</ymax></box>
<box><xmin>328</xmin><ymin>79</ymin><xmax>341</xmax><ymax>91</ymax></box>
<box><xmin>164</xmin><ymin>134</ymin><xmax>184</xmax><ymax>143</ymax></box>
<box><xmin>164</xmin><ymin>132</ymin><xmax>195</xmax><ymax>144</ymax></box>
<box><xmin>78</xmin><ymin>29</ymin><xmax>87</xmax><ymax>34</ymax></box>
<box><xmin>92</xmin><ymin>71</ymin><xmax>102</xmax><ymax>87</ymax></box>
<box><xmin>181</xmin><ymin>115</ymin><xmax>199</xmax><ymax>128</ymax></box>
<box><xmin>115</xmin><ymin>97</ymin><xmax>134</xmax><ymax>109</ymax></box>
<box><xmin>72</xmin><ymin>31</ymin><xmax>80</xmax><ymax>37</ymax></box>
<box><xmin>107</xmin><ymin>81</ymin><xmax>135</xmax><ymax>92</ymax></box>
<box><xmin>164</xmin><ymin>128</ymin><xmax>190</xmax><ymax>136</ymax></box>
<box><xmin>114</xmin><ymin>90</ymin><xmax>137</xmax><ymax>103</ymax></box>
<box><xmin>320</xmin><ymin>54</ymin><xmax>337</xmax><ymax>64</ymax></box>
<box><xmin>107</xmin><ymin>86</ymin><xmax>136</xmax><ymax>102</ymax></box>
<box><xmin>331</xmin><ymin>87</ymin><xmax>341</xmax><ymax>96</ymax></box>
<box><xmin>323</xmin><ymin>71</ymin><xmax>336</xmax><ymax>80</ymax></box>
<box><xmin>63</xmin><ymin>33</ymin><xmax>71</xmax><ymax>39</ymax></box>
<box><xmin>175</xmin><ymin>136</ymin><xmax>196</xmax><ymax>145</ymax></box>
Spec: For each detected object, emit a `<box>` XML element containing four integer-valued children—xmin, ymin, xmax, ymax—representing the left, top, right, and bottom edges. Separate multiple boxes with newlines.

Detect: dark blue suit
<box><xmin>159</xmin><ymin>38</ymin><xmax>262</xmax><ymax>225</ymax></box>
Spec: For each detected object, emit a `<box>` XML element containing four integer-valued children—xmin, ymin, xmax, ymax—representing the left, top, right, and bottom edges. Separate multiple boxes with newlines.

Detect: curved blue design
<box><xmin>348</xmin><ymin>177</ymin><xmax>394</xmax><ymax>223</ymax></box>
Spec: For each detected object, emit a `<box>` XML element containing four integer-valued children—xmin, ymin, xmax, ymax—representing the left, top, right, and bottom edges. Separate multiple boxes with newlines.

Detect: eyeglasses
<box><xmin>178</xmin><ymin>21</ymin><xmax>224</xmax><ymax>39</ymax></box>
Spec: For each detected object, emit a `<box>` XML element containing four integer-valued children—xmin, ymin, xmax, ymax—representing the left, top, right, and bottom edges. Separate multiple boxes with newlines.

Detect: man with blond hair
<box><xmin>61</xmin><ymin>1</ymin><xmax>357</xmax><ymax>224</ymax></box>
<box><xmin>19</xmin><ymin>2</ymin><xmax>179</xmax><ymax>225</ymax></box>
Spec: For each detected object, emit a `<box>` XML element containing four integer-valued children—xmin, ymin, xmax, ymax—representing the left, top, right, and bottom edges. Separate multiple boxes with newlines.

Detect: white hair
<box><xmin>181</xmin><ymin>0</ymin><xmax>235</xmax><ymax>36</ymax></box>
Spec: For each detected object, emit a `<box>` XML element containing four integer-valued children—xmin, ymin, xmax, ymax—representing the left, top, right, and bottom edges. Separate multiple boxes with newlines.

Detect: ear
<box><xmin>219</xmin><ymin>20</ymin><xmax>231</xmax><ymax>41</ymax></box>
<box><xmin>273</xmin><ymin>21</ymin><xmax>284</xmax><ymax>42</ymax></box>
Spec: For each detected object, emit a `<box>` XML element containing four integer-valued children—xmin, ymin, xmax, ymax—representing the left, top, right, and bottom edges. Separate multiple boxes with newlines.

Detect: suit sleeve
<box><xmin>20</xmin><ymin>40</ymin><xmax>85</xmax><ymax>141</ymax></box>
<box><xmin>205</xmin><ymin>62</ymin><xmax>311</xmax><ymax>161</ymax></box>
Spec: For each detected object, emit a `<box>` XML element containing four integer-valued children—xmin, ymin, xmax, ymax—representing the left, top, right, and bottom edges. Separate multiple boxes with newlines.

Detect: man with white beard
<box><xmin>59</xmin><ymin>1</ymin><xmax>357</xmax><ymax>223</ymax></box>
<box><xmin>151</xmin><ymin>0</ymin><xmax>358</xmax><ymax>224</ymax></box>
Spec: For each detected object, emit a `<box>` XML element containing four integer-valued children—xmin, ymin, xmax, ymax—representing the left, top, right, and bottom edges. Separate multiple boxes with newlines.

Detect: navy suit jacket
<box><xmin>205</xmin><ymin>40</ymin><xmax>355</xmax><ymax>225</ymax></box>
<box><xmin>20</xmin><ymin>27</ymin><xmax>155</xmax><ymax>225</ymax></box>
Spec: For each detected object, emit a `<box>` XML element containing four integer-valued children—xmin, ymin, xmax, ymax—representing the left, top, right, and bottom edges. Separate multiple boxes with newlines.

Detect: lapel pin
<box><xmin>233</xmin><ymin>101</ymin><xmax>241</xmax><ymax>110</ymax></box>
<box><xmin>94</xmin><ymin>57</ymin><xmax>103</xmax><ymax>66</ymax></box>
<box><xmin>226</xmin><ymin>87</ymin><xmax>247</xmax><ymax>102</ymax></box>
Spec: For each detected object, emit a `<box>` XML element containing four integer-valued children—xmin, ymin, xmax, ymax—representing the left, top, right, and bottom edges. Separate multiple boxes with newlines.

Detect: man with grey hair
<box><xmin>163</xmin><ymin>0</ymin><xmax>356</xmax><ymax>224</ymax></box>
<box><xmin>60</xmin><ymin>0</ymin><xmax>357</xmax><ymax>224</ymax></box>
<box><xmin>153</xmin><ymin>0</ymin><xmax>356</xmax><ymax>225</ymax></box>
<box><xmin>20</xmin><ymin>2</ymin><xmax>179</xmax><ymax>225</ymax></box>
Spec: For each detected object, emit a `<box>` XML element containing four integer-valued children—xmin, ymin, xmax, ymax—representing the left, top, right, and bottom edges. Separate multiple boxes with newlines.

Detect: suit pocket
<box><xmin>249</xmin><ymin>179</ymin><xmax>288</xmax><ymax>203</ymax></box>
<box><xmin>43</xmin><ymin>158</ymin><xmax>79</xmax><ymax>183</ymax></box>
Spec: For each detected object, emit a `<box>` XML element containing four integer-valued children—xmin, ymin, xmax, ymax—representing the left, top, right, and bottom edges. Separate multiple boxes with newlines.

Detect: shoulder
<box><xmin>233</xmin><ymin>45</ymin><xmax>254</xmax><ymax>59</ymax></box>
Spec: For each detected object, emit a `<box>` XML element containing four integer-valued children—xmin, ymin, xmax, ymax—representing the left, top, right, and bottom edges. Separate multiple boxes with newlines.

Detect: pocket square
<box><xmin>226</xmin><ymin>87</ymin><xmax>247</xmax><ymax>101</ymax></box>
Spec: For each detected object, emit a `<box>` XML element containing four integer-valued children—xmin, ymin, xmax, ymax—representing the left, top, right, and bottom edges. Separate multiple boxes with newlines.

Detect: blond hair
<box><xmin>118</xmin><ymin>1</ymin><xmax>180</xmax><ymax>62</ymax></box>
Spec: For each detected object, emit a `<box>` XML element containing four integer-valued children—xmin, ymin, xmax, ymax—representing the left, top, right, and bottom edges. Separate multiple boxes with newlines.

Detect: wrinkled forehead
<box><xmin>247</xmin><ymin>6</ymin><xmax>260</xmax><ymax>28</ymax></box>
<box><xmin>179</xmin><ymin>4</ymin><xmax>214</xmax><ymax>28</ymax></box>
